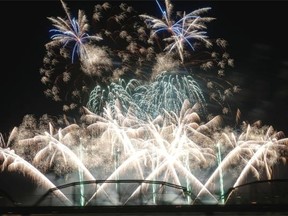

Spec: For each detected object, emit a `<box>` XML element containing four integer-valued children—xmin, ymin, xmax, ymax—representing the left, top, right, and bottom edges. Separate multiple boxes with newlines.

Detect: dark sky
<box><xmin>1</xmin><ymin>0</ymin><xmax>288</xmax><ymax>137</ymax></box>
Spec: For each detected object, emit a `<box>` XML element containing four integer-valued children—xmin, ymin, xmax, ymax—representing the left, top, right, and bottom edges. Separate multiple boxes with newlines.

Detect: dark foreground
<box><xmin>1</xmin><ymin>204</ymin><xmax>288</xmax><ymax>216</ymax></box>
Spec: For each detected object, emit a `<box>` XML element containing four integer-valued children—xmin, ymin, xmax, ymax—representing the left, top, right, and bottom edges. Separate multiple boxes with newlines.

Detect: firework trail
<box><xmin>2</xmin><ymin>98</ymin><xmax>287</xmax><ymax>205</ymax></box>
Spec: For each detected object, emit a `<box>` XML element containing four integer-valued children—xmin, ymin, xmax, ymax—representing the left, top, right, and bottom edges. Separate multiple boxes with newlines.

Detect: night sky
<box><xmin>1</xmin><ymin>0</ymin><xmax>288</xmax><ymax>137</ymax></box>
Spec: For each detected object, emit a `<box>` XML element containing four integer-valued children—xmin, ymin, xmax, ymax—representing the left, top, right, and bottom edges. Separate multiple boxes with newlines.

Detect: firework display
<box><xmin>0</xmin><ymin>0</ymin><xmax>287</xmax><ymax>207</ymax></box>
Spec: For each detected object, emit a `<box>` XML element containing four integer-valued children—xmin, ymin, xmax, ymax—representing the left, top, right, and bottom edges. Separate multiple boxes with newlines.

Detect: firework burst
<box><xmin>140</xmin><ymin>0</ymin><xmax>214</xmax><ymax>63</ymax></box>
<box><xmin>40</xmin><ymin>0</ymin><xmax>236</xmax><ymax>119</ymax></box>
<box><xmin>48</xmin><ymin>0</ymin><xmax>103</xmax><ymax>63</ymax></box>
